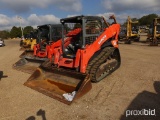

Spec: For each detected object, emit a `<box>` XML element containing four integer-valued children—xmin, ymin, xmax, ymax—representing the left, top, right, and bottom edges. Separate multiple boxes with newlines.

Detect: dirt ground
<box><xmin>0</xmin><ymin>36</ymin><xmax>160</xmax><ymax>120</ymax></box>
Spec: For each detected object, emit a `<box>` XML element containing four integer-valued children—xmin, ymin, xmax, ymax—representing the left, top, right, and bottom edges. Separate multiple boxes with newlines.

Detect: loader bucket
<box><xmin>24</xmin><ymin>68</ymin><xmax>92</xmax><ymax>105</ymax></box>
<box><xmin>19</xmin><ymin>45</ymin><xmax>31</xmax><ymax>51</ymax></box>
<box><xmin>19</xmin><ymin>51</ymin><xmax>48</xmax><ymax>61</ymax></box>
<box><xmin>12</xmin><ymin>58</ymin><xmax>44</xmax><ymax>74</ymax></box>
<box><xmin>19</xmin><ymin>47</ymin><xmax>26</xmax><ymax>51</ymax></box>
<box><xmin>19</xmin><ymin>51</ymin><xmax>33</xmax><ymax>58</ymax></box>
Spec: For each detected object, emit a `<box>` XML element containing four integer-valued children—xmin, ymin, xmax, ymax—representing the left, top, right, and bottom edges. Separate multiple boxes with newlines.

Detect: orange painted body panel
<box><xmin>47</xmin><ymin>23</ymin><xmax>120</xmax><ymax>73</ymax></box>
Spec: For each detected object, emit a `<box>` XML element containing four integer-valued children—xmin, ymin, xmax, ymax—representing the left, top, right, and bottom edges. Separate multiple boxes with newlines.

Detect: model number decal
<box><xmin>98</xmin><ymin>35</ymin><xmax>106</xmax><ymax>44</ymax></box>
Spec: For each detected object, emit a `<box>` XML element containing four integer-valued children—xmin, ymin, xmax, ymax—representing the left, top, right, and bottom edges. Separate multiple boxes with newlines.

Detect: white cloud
<box><xmin>0</xmin><ymin>15</ymin><xmax>20</xmax><ymax>30</ymax></box>
<box><xmin>97</xmin><ymin>12</ymin><xmax>147</xmax><ymax>24</ymax></box>
<box><xmin>101</xmin><ymin>0</ymin><xmax>160</xmax><ymax>13</ymax></box>
<box><xmin>0</xmin><ymin>15</ymin><xmax>10</xmax><ymax>26</ymax></box>
<box><xmin>57</xmin><ymin>0</ymin><xmax>82</xmax><ymax>12</ymax></box>
<box><xmin>27</xmin><ymin>14</ymin><xmax>60</xmax><ymax>26</ymax></box>
<box><xmin>66</xmin><ymin>14</ymin><xmax>80</xmax><ymax>18</ymax></box>
<box><xmin>65</xmin><ymin>12</ymin><xmax>150</xmax><ymax>25</ymax></box>
<box><xmin>97</xmin><ymin>12</ymin><xmax>115</xmax><ymax>20</ymax></box>
<box><xmin>0</xmin><ymin>0</ymin><xmax>82</xmax><ymax>13</ymax></box>
<box><xmin>0</xmin><ymin>14</ymin><xmax>60</xmax><ymax>30</ymax></box>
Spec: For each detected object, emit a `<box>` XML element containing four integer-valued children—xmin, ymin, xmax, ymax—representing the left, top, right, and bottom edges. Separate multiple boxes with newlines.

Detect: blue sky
<box><xmin>0</xmin><ymin>0</ymin><xmax>159</xmax><ymax>30</ymax></box>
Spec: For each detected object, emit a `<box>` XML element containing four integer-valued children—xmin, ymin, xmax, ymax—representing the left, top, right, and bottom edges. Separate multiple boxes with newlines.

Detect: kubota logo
<box><xmin>98</xmin><ymin>35</ymin><xmax>106</xmax><ymax>44</ymax></box>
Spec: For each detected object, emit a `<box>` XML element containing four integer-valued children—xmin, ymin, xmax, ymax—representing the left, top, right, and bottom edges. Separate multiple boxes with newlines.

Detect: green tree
<box><xmin>122</xmin><ymin>14</ymin><xmax>159</xmax><ymax>26</ymax></box>
<box><xmin>23</xmin><ymin>26</ymin><xmax>34</xmax><ymax>35</ymax></box>
<box><xmin>0</xmin><ymin>30</ymin><xmax>10</xmax><ymax>39</ymax></box>
<box><xmin>10</xmin><ymin>26</ymin><xmax>21</xmax><ymax>38</ymax></box>
<box><xmin>139</xmin><ymin>14</ymin><xmax>158</xmax><ymax>25</ymax></box>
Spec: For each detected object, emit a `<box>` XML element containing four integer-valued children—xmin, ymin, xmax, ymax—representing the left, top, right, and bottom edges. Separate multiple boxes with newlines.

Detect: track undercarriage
<box><xmin>86</xmin><ymin>47</ymin><xmax>121</xmax><ymax>82</ymax></box>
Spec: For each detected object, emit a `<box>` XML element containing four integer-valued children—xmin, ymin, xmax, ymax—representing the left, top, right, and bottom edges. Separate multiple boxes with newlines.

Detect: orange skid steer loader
<box><xmin>24</xmin><ymin>15</ymin><xmax>121</xmax><ymax>104</ymax></box>
<box><xmin>13</xmin><ymin>24</ymin><xmax>63</xmax><ymax>74</ymax></box>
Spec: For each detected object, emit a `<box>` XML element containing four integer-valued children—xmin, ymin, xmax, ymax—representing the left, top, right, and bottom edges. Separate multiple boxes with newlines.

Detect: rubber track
<box><xmin>86</xmin><ymin>47</ymin><xmax>115</xmax><ymax>82</ymax></box>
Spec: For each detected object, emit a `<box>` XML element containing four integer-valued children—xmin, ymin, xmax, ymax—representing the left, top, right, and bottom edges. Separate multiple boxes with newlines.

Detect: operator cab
<box><xmin>37</xmin><ymin>24</ymin><xmax>62</xmax><ymax>49</ymax></box>
<box><xmin>60</xmin><ymin>15</ymin><xmax>105</xmax><ymax>59</ymax></box>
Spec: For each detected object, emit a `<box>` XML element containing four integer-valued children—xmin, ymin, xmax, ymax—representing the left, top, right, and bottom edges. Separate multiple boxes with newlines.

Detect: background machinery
<box><xmin>119</xmin><ymin>16</ymin><xmax>140</xmax><ymax>44</ymax></box>
<box><xmin>24</xmin><ymin>15</ymin><xmax>121</xmax><ymax>104</ymax></box>
<box><xmin>20</xmin><ymin>24</ymin><xmax>62</xmax><ymax>59</ymax></box>
<box><xmin>147</xmin><ymin>17</ymin><xmax>160</xmax><ymax>46</ymax></box>
<box><xmin>13</xmin><ymin>24</ymin><xmax>62</xmax><ymax>74</ymax></box>
<box><xmin>20</xmin><ymin>30</ymin><xmax>38</xmax><ymax>51</ymax></box>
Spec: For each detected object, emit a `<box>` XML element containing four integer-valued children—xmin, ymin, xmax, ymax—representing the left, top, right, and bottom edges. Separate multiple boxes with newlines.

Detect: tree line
<box><xmin>0</xmin><ymin>26</ymin><xmax>35</xmax><ymax>39</ymax></box>
<box><xmin>0</xmin><ymin>13</ymin><xmax>159</xmax><ymax>39</ymax></box>
<box><xmin>123</xmin><ymin>13</ymin><xmax>158</xmax><ymax>27</ymax></box>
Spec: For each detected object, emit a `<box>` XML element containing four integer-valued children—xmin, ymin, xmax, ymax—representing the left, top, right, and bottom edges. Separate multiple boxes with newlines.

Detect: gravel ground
<box><xmin>0</xmin><ymin>37</ymin><xmax>160</xmax><ymax>120</ymax></box>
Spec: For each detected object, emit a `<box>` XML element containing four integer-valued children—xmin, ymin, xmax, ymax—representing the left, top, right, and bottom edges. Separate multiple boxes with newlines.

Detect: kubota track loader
<box><xmin>24</xmin><ymin>15</ymin><xmax>121</xmax><ymax>104</ymax></box>
<box><xmin>13</xmin><ymin>24</ymin><xmax>63</xmax><ymax>74</ymax></box>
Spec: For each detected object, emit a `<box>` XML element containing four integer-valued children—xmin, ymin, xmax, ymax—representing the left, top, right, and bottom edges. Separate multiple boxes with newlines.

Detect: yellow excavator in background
<box><xmin>20</xmin><ymin>30</ymin><xmax>38</xmax><ymax>51</ymax></box>
<box><xmin>147</xmin><ymin>17</ymin><xmax>160</xmax><ymax>46</ymax></box>
<box><xmin>119</xmin><ymin>16</ymin><xmax>140</xmax><ymax>44</ymax></box>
